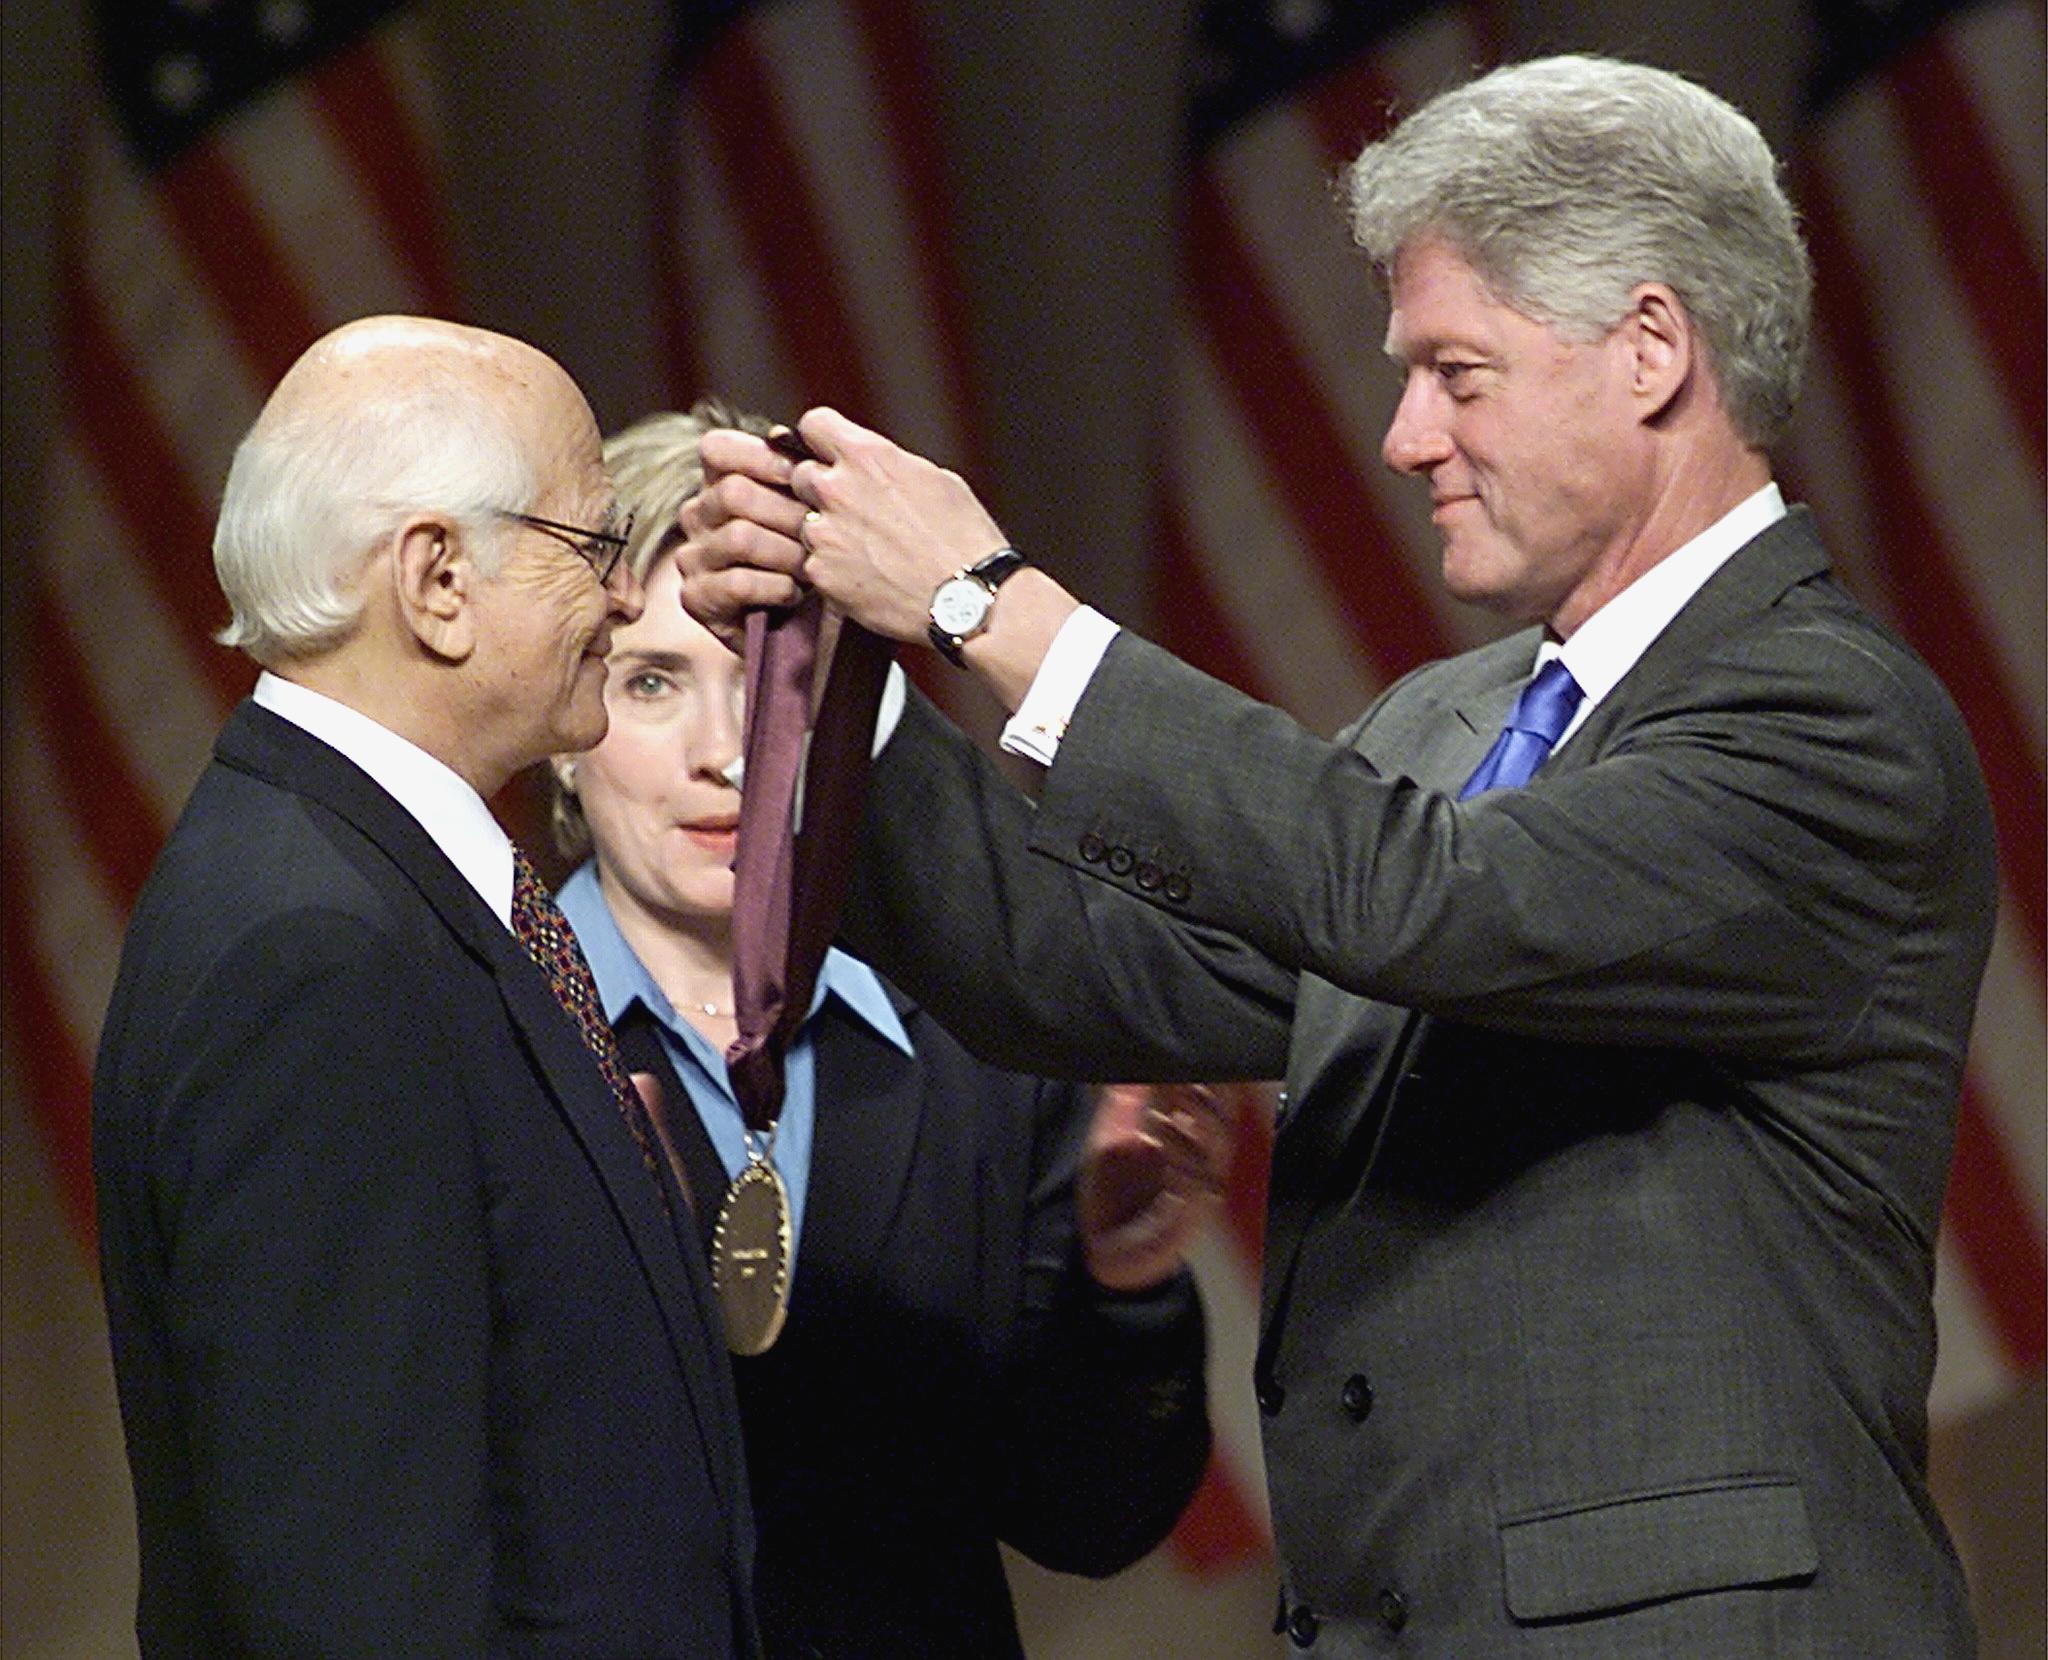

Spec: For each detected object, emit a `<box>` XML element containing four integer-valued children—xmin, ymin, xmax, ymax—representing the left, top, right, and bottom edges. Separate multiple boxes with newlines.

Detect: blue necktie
<box><xmin>1459</xmin><ymin>658</ymin><xmax>1585</xmax><ymax>798</ymax></box>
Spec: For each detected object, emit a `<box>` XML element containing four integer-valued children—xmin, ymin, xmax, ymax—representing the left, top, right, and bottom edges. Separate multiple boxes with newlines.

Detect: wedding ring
<box><xmin>799</xmin><ymin>508</ymin><xmax>821</xmax><ymax>550</ymax></box>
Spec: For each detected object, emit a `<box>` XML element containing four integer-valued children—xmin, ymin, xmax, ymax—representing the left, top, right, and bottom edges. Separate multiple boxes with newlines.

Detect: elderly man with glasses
<box><xmin>94</xmin><ymin>315</ymin><xmax>760</xmax><ymax>1658</ymax></box>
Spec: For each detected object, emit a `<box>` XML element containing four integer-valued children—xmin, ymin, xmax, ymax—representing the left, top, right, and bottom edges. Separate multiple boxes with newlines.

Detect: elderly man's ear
<box><xmin>393</xmin><ymin>518</ymin><xmax>479</xmax><ymax>662</ymax></box>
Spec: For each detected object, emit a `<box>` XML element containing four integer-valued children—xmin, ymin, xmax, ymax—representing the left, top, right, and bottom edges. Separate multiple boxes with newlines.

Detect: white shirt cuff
<box><xmin>999</xmin><ymin>606</ymin><xmax>1120</xmax><ymax>766</ymax></box>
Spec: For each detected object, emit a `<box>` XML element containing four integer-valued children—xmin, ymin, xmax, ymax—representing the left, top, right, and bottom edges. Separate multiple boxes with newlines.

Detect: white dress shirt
<box><xmin>252</xmin><ymin>672</ymin><xmax>517</xmax><ymax>926</ymax></box>
<box><xmin>1543</xmin><ymin>482</ymin><xmax>1786</xmax><ymax>748</ymax></box>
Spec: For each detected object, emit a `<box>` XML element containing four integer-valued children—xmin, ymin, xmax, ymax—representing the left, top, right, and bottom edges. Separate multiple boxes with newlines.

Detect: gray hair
<box><xmin>213</xmin><ymin>369</ymin><xmax>535</xmax><ymax>664</ymax></box>
<box><xmin>1345</xmin><ymin>54</ymin><xmax>1811</xmax><ymax>447</ymax></box>
<box><xmin>549</xmin><ymin>397</ymin><xmax>775</xmax><ymax>859</ymax></box>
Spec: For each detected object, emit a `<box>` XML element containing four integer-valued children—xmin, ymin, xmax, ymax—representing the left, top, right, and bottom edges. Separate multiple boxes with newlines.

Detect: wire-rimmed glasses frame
<box><xmin>496</xmin><ymin>508</ymin><xmax>635</xmax><ymax>586</ymax></box>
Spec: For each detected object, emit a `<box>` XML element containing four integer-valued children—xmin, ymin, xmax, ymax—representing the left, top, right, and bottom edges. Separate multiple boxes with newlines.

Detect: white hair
<box><xmin>212</xmin><ymin>365</ymin><xmax>536</xmax><ymax>663</ymax></box>
<box><xmin>1345</xmin><ymin>55</ymin><xmax>1812</xmax><ymax>448</ymax></box>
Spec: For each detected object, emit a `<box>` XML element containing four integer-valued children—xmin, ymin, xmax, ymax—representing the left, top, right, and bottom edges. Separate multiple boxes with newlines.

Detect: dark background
<box><xmin>3</xmin><ymin>4</ymin><xmax>2036</xmax><ymax>1657</ymax></box>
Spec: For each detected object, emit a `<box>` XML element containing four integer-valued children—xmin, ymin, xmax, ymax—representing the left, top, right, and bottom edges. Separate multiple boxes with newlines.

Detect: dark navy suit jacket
<box><xmin>95</xmin><ymin>704</ymin><xmax>758</xmax><ymax>1658</ymax></box>
<box><xmin>616</xmin><ymin>977</ymin><xmax>1211</xmax><ymax>1660</ymax></box>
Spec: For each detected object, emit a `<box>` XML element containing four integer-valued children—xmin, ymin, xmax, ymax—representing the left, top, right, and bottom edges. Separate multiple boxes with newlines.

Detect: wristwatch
<box><xmin>926</xmin><ymin>547</ymin><xmax>1028</xmax><ymax>666</ymax></box>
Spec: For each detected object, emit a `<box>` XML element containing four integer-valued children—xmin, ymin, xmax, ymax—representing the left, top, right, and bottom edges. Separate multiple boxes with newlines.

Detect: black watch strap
<box><xmin>927</xmin><ymin>547</ymin><xmax>1029</xmax><ymax>665</ymax></box>
<box><xmin>968</xmin><ymin>546</ymin><xmax>1028</xmax><ymax>588</ymax></box>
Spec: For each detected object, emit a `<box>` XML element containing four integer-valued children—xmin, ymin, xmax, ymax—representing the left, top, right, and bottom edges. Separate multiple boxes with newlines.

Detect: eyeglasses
<box><xmin>497</xmin><ymin>509</ymin><xmax>635</xmax><ymax>586</ymax></box>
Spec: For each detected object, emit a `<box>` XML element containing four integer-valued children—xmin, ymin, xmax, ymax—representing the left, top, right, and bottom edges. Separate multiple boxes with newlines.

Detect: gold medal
<box><xmin>710</xmin><ymin>1154</ymin><xmax>792</xmax><ymax>1355</ymax></box>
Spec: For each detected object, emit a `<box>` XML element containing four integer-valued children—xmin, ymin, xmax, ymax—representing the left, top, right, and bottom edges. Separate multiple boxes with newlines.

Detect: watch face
<box><xmin>931</xmin><ymin>576</ymin><xmax>991</xmax><ymax>637</ymax></box>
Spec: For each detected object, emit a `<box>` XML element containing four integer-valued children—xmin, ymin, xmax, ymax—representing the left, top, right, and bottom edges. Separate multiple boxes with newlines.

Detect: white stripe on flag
<box><xmin>1816</xmin><ymin>89</ymin><xmax>2046</xmax><ymax>751</ymax></box>
<box><xmin>80</xmin><ymin>113</ymin><xmax>268</xmax><ymax>498</ymax></box>
<box><xmin>755</xmin><ymin>0</ymin><xmax>966</xmax><ymax>460</ymax></box>
<box><xmin>1930</xmin><ymin>1231</ymin><xmax>2019</xmax><ymax>1420</ymax></box>
<box><xmin>222</xmin><ymin>90</ymin><xmax>426</xmax><ymax>321</ymax></box>
<box><xmin>668</xmin><ymin>91</ymin><xmax>806</xmax><ymax>416</ymax></box>
<box><xmin>1949</xmin><ymin>2</ymin><xmax>2046</xmax><ymax>251</ymax></box>
<box><xmin>1972</xmin><ymin>900</ymin><xmax>2048</xmax><ymax>1223</ymax></box>
<box><xmin>1173</xmin><ymin>328</ymin><xmax>1379</xmax><ymax>730</ymax></box>
<box><xmin>45</xmin><ymin>438</ymin><xmax>223</xmax><ymax>825</ymax></box>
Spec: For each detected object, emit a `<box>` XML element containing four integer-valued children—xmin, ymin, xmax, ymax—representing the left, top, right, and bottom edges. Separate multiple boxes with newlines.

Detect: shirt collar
<box><xmin>553</xmin><ymin>860</ymin><xmax>914</xmax><ymax>1058</ymax></box>
<box><xmin>253</xmin><ymin>671</ymin><xmax>515</xmax><ymax>924</ymax></box>
<box><xmin>1543</xmin><ymin>482</ymin><xmax>1786</xmax><ymax>729</ymax></box>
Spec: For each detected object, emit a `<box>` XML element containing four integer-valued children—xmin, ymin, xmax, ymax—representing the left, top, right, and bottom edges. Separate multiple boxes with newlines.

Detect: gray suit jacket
<box><xmin>842</xmin><ymin>510</ymin><xmax>1995</xmax><ymax>1658</ymax></box>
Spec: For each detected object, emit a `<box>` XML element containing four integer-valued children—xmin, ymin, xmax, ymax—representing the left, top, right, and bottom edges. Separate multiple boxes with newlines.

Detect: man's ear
<box><xmin>1622</xmin><ymin>283</ymin><xmax>1693</xmax><ymax>424</ymax></box>
<box><xmin>393</xmin><ymin>518</ymin><xmax>477</xmax><ymax>663</ymax></box>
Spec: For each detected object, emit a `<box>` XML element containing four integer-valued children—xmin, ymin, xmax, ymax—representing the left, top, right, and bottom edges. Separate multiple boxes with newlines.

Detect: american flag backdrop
<box><xmin>1780</xmin><ymin>0</ymin><xmax>2045</xmax><ymax>1417</ymax></box>
<box><xmin>3</xmin><ymin>0</ymin><xmax>457</xmax><ymax>1256</ymax></box>
<box><xmin>3</xmin><ymin>0</ymin><xmax>2039</xmax><ymax>1652</ymax></box>
<box><xmin>652</xmin><ymin>0</ymin><xmax>1001</xmax><ymax>728</ymax></box>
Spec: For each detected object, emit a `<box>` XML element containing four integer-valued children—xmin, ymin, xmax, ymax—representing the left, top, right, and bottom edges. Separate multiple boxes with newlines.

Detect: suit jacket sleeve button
<box><xmin>1286</xmin><ymin>1604</ymin><xmax>1320</xmax><ymax>1647</ymax></box>
<box><xmin>1106</xmin><ymin>845</ymin><xmax>1135</xmax><ymax>876</ymax></box>
<box><xmin>1163</xmin><ymin>871</ymin><xmax>1191</xmax><ymax>904</ymax></box>
<box><xmin>1341</xmin><ymin>1374</ymin><xmax>1374</xmax><ymax>1421</ymax></box>
<box><xmin>1135</xmin><ymin>860</ymin><xmax>1162</xmax><ymax>891</ymax></box>
<box><xmin>1377</xmin><ymin>1588</ymin><xmax>1408</xmax><ymax>1632</ymax></box>
<box><xmin>1079</xmin><ymin>831</ymin><xmax>1107</xmax><ymax>863</ymax></box>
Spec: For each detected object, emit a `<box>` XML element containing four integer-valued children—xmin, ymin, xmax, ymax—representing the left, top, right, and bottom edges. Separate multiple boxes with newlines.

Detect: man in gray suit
<box><xmin>673</xmin><ymin>56</ymin><xmax>1995</xmax><ymax>1659</ymax></box>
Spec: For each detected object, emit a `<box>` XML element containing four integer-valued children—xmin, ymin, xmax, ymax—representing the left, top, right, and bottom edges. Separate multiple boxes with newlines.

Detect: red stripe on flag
<box><xmin>1885</xmin><ymin>37</ymin><xmax>2046</xmax><ymax>480</ymax></box>
<box><xmin>1222</xmin><ymin>1081</ymin><xmax>1274</xmax><ymax>1270</ymax></box>
<box><xmin>0</xmin><ymin>832</ymin><xmax>99</xmax><ymax>1257</ymax></box>
<box><xmin>1797</xmin><ymin>165</ymin><xmax>2047</xmax><ymax>969</ymax></box>
<box><xmin>694</xmin><ymin>27</ymin><xmax>877</xmax><ymax>418</ymax></box>
<box><xmin>1153</xmin><ymin>499</ymin><xmax>1278</xmax><ymax>704</ymax></box>
<box><xmin>1944</xmin><ymin>1076</ymin><xmax>2048</xmax><ymax>1369</ymax></box>
<box><xmin>307</xmin><ymin>38</ymin><xmax>462</xmax><ymax>318</ymax></box>
<box><xmin>1185</xmin><ymin>169</ymin><xmax>1453</xmax><ymax>683</ymax></box>
<box><xmin>651</xmin><ymin>103</ymin><xmax>709</xmax><ymax>404</ymax></box>
<box><xmin>57</xmin><ymin>265</ymin><xmax>252</xmax><ymax>709</ymax></box>
<box><xmin>155</xmin><ymin>142</ymin><xmax>328</xmax><ymax>389</ymax></box>
<box><xmin>1300</xmin><ymin>45</ymin><xmax>1408</xmax><ymax>160</ymax></box>
<box><xmin>848</xmin><ymin>0</ymin><xmax>986</xmax><ymax>469</ymax></box>
<box><xmin>23</xmin><ymin>583</ymin><xmax>168</xmax><ymax>905</ymax></box>
<box><xmin>1169</xmin><ymin>1445</ymin><xmax>1271</xmax><ymax>1577</ymax></box>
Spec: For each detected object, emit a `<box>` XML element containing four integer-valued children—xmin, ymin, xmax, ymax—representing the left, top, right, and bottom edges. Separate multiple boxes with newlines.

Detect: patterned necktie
<box><xmin>510</xmin><ymin>846</ymin><xmax>669</xmax><ymax>1207</ymax></box>
<box><xmin>1459</xmin><ymin>657</ymin><xmax>1585</xmax><ymax>798</ymax></box>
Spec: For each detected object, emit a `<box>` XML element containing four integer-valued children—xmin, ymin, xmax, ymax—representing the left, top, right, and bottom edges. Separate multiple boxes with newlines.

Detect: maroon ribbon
<box><xmin>725</xmin><ymin>595</ymin><xmax>892</xmax><ymax>1127</ymax></box>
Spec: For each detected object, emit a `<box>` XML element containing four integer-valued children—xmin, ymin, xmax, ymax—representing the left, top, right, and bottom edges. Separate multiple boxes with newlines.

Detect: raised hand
<box><xmin>1078</xmin><ymin>1082</ymin><xmax>1236</xmax><ymax>1292</ymax></box>
<box><xmin>671</xmin><ymin>427</ymin><xmax>812</xmax><ymax>651</ymax></box>
<box><xmin>772</xmin><ymin>408</ymin><xmax>1011</xmax><ymax>643</ymax></box>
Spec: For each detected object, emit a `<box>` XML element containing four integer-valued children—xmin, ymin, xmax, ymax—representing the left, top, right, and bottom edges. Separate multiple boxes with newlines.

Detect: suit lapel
<box><xmin>1260</xmin><ymin>514</ymin><xmax>1832</xmax><ymax>1329</ymax></box>
<box><xmin>1265</xmin><ymin>640</ymin><xmax>1530</xmax><ymax>1282</ymax></box>
<box><xmin>484</xmin><ymin>942</ymin><xmax>741</xmax><ymax>1504</ymax></box>
<box><xmin>214</xmin><ymin>704</ymin><xmax>743</xmax><ymax>1511</ymax></box>
<box><xmin>798</xmin><ymin>995</ymin><xmax>925</xmax><ymax>1302</ymax></box>
<box><xmin>1546</xmin><ymin>506</ymin><xmax>1831</xmax><ymax>781</ymax></box>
